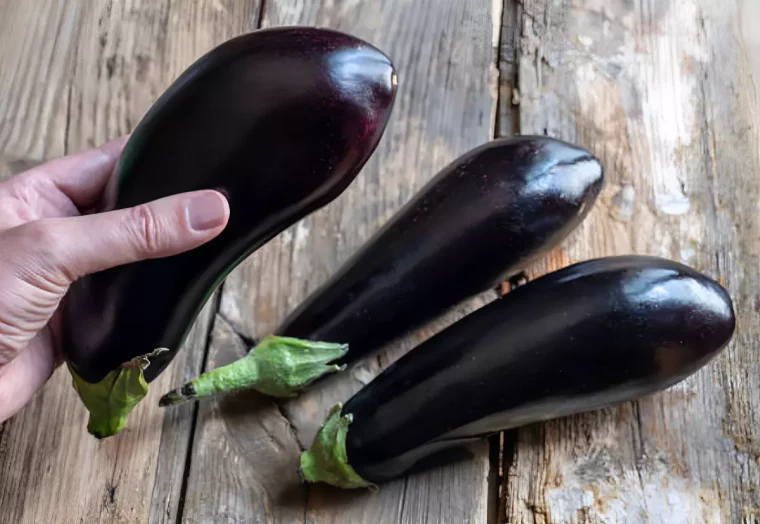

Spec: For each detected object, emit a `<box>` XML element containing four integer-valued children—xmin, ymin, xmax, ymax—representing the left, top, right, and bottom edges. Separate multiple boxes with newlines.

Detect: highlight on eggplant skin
<box><xmin>61</xmin><ymin>27</ymin><xmax>398</xmax><ymax>438</ymax></box>
<box><xmin>299</xmin><ymin>255</ymin><xmax>736</xmax><ymax>488</ymax></box>
<box><xmin>276</xmin><ymin>136</ymin><xmax>605</xmax><ymax>366</ymax></box>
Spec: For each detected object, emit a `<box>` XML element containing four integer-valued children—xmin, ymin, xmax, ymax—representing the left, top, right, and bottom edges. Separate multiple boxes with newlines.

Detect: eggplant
<box><xmin>160</xmin><ymin>136</ymin><xmax>605</xmax><ymax>406</ymax></box>
<box><xmin>299</xmin><ymin>255</ymin><xmax>736</xmax><ymax>488</ymax></box>
<box><xmin>61</xmin><ymin>27</ymin><xmax>398</xmax><ymax>438</ymax></box>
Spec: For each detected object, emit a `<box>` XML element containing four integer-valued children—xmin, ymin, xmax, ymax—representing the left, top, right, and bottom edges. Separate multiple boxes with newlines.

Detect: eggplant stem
<box><xmin>299</xmin><ymin>403</ymin><xmax>375</xmax><ymax>490</ymax></box>
<box><xmin>158</xmin><ymin>335</ymin><xmax>348</xmax><ymax>406</ymax></box>
<box><xmin>67</xmin><ymin>348</ymin><xmax>168</xmax><ymax>439</ymax></box>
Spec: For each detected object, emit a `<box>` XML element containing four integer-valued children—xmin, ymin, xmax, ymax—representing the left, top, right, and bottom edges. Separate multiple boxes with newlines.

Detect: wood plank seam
<box><xmin>173</xmin><ymin>289</ymin><xmax>223</xmax><ymax>524</ymax></box>
<box><xmin>494</xmin><ymin>2</ymin><xmax>525</xmax><ymax>523</ymax></box>
<box><xmin>172</xmin><ymin>3</ymin><xmax>271</xmax><ymax>523</ymax></box>
<box><xmin>183</xmin><ymin>2</ymin><xmax>499</xmax><ymax>522</ymax></box>
<box><xmin>490</xmin><ymin>3</ymin><xmax>512</xmax><ymax>524</ymax></box>
<box><xmin>502</xmin><ymin>1</ymin><xmax>760</xmax><ymax>522</ymax></box>
<box><xmin>217</xmin><ymin>309</ymin><xmax>260</xmax><ymax>348</ymax></box>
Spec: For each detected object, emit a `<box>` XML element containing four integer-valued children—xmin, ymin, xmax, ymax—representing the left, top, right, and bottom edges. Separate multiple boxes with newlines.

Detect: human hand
<box><xmin>0</xmin><ymin>137</ymin><xmax>230</xmax><ymax>423</ymax></box>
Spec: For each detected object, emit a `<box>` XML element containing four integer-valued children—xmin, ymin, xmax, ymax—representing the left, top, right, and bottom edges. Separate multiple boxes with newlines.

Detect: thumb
<box><xmin>0</xmin><ymin>190</ymin><xmax>229</xmax><ymax>365</ymax></box>
<box><xmin>8</xmin><ymin>190</ymin><xmax>230</xmax><ymax>284</ymax></box>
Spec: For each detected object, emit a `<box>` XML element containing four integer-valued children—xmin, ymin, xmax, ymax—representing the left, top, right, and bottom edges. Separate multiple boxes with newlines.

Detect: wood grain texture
<box><xmin>181</xmin><ymin>314</ymin><xmax>307</xmax><ymax>523</ymax></box>
<box><xmin>0</xmin><ymin>1</ymin><xmax>259</xmax><ymax>523</ymax></box>
<box><xmin>0</xmin><ymin>299</ymin><xmax>216</xmax><ymax>524</ymax></box>
<box><xmin>499</xmin><ymin>0</ymin><xmax>760</xmax><ymax>522</ymax></box>
<box><xmin>185</xmin><ymin>0</ymin><xmax>500</xmax><ymax>522</ymax></box>
<box><xmin>3</xmin><ymin>0</ymin><xmax>757</xmax><ymax>522</ymax></box>
<box><xmin>0</xmin><ymin>1</ymin><xmax>82</xmax><ymax>161</ymax></box>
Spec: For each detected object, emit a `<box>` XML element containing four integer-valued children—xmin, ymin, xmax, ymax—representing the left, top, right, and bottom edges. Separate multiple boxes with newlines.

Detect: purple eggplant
<box><xmin>62</xmin><ymin>27</ymin><xmax>397</xmax><ymax>438</ymax></box>
<box><xmin>299</xmin><ymin>256</ymin><xmax>736</xmax><ymax>488</ymax></box>
<box><xmin>160</xmin><ymin>136</ymin><xmax>604</xmax><ymax>406</ymax></box>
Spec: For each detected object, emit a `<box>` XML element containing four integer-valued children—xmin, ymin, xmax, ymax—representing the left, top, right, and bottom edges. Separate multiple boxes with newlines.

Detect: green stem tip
<box><xmin>299</xmin><ymin>403</ymin><xmax>375</xmax><ymax>490</ymax></box>
<box><xmin>68</xmin><ymin>348</ymin><xmax>168</xmax><ymax>439</ymax></box>
<box><xmin>158</xmin><ymin>335</ymin><xmax>349</xmax><ymax>407</ymax></box>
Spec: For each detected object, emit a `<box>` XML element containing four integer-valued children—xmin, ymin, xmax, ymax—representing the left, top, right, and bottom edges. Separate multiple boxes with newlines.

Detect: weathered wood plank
<box><xmin>0</xmin><ymin>299</ymin><xmax>216</xmax><ymax>524</ymax></box>
<box><xmin>8</xmin><ymin>1</ymin><xmax>757</xmax><ymax>522</ymax></box>
<box><xmin>0</xmin><ymin>1</ymin><xmax>82</xmax><ymax>161</ymax></box>
<box><xmin>0</xmin><ymin>1</ymin><xmax>258</xmax><ymax>523</ymax></box>
<box><xmin>186</xmin><ymin>0</ymin><xmax>499</xmax><ymax>522</ymax></box>
<box><xmin>181</xmin><ymin>314</ymin><xmax>307</xmax><ymax>523</ymax></box>
<box><xmin>497</xmin><ymin>0</ymin><xmax>521</xmax><ymax>138</ymax></box>
<box><xmin>277</xmin><ymin>8</ymin><xmax>498</xmax><ymax>523</ymax></box>
<box><xmin>499</xmin><ymin>0</ymin><xmax>760</xmax><ymax>522</ymax></box>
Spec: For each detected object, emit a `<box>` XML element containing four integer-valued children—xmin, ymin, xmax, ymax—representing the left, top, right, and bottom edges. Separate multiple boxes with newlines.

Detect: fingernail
<box><xmin>186</xmin><ymin>192</ymin><xmax>228</xmax><ymax>231</ymax></box>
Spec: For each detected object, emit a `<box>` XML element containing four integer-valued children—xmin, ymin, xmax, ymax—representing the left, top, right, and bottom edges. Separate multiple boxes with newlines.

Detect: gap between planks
<box><xmin>170</xmin><ymin>3</ymin><xmax>268</xmax><ymax>522</ymax></box>
<box><xmin>173</xmin><ymin>1</ymin><xmax>515</xmax><ymax>522</ymax></box>
<box><xmin>491</xmin><ymin>1</ymin><xmax>522</xmax><ymax>523</ymax></box>
<box><xmin>174</xmin><ymin>288</ymin><xmax>224</xmax><ymax>524</ymax></box>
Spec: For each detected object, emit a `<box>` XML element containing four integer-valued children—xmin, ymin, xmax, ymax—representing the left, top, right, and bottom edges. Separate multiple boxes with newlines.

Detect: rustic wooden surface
<box><xmin>0</xmin><ymin>1</ymin><xmax>256</xmax><ymax>523</ymax></box>
<box><xmin>498</xmin><ymin>0</ymin><xmax>760</xmax><ymax>522</ymax></box>
<box><xmin>202</xmin><ymin>1</ymin><xmax>498</xmax><ymax>523</ymax></box>
<box><xmin>0</xmin><ymin>0</ymin><xmax>758</xmax><ymax>523</ymax></box>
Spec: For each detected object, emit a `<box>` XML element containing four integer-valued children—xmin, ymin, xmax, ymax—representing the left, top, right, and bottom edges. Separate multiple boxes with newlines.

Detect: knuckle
<box><xmin>19</xmin><ymin>220</ymin><xmax>56</xmax><ymax>248</ymax></box>
<box><xmin>126</xmin><ymin>204</ymin><xmax>164</xmax><ymax>254</ymax></box>
<box><xmin>13</xmin><ymin>220</ymin><xmax>73</xmax><ymax>287</ymax></box>
<box><xmin>0</xmin><ymin>313</ymin><xmax>24</xmax><ymax>365</ymax></box>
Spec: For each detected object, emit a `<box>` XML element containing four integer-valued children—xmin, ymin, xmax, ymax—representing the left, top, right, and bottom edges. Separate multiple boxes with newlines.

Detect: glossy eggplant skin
<box><xmin>276</xmin><ymin>136</ymin><xmax>604</xmax><ymax>365</ymax></box>
<box><xmin>62</xmin><ymin>27</ymin><xmax>397</xmax><ymax>384</ymax></box>
<box><xmin>340</xmin><ymin>256</ymin><xmax>735</xmax><ymax>483</ymax></box>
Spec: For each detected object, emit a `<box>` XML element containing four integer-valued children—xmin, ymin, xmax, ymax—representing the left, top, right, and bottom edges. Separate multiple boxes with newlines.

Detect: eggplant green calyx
<box><xmin>299</xmin><ymin>403</ymin><xmax>375</xmax><ymax>490</ymax></box>
<box><xmin>68</xmin><ymin>348</ymin><xmax>168</xmax><ymax>439</ymax></box>
<box><xmin>158</xmin><ymin>336</ymin><xmax>348</xmax><ymax>407</ymax></box>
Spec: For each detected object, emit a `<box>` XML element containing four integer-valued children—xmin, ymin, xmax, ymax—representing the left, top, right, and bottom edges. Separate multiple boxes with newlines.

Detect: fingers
<box><xmin>39</xmin><ymin>135</ymin><xmax>129</xmax><ymax>209</ymax></box>
<box><xmin>0</xmin><ymin>189</ymin><xmax>229</xmax><ymax>366</ymax></box>
<box><xmin>0</xmin><ymin>331</ymin><xmax>58</xmax><ymax>424</ymax></box>
<box><xmin>7</xmin><ymin>189</ymin><xmax>230</xmax><ymax>284</ymax></box>
<box><xmin>38</xmin><ymin>135</ymin><xmax>129</xmax><ymax>209</ymax></box>
<box><xmin>6</xmin><ymin>135</ymin><xmax>129</xmax><ymax>212</ymax></box>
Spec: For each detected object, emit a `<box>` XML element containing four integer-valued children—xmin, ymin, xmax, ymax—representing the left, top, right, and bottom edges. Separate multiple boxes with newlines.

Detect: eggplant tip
<box><xmin>158</xmin><ymin>386</ymin><xmax>193</xmax><ymax>407</ymax></box>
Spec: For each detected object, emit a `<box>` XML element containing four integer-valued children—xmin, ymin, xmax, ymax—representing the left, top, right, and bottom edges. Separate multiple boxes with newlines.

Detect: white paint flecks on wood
<box><xmin>2</xmin><ymin>0</ymin><xmax>759</xmax><ymax>523</ymax></box>
<box><xmin>501</xmin><ymin>0</ymin><xmax>760</xmax><ymax>522</ymax></box>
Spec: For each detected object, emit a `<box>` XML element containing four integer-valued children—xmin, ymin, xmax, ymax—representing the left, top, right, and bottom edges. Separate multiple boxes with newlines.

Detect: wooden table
<box><xmin>1</xmin><ymin>1</ymin><xmax>758</xmax><ymax>522</ymax></box>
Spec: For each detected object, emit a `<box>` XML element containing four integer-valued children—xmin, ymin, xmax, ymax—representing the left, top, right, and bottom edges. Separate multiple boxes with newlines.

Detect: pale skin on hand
<box><xmin>0</xmin><ymin>137</ymin><xmax>230</xmax><ymax>424</ymax></box>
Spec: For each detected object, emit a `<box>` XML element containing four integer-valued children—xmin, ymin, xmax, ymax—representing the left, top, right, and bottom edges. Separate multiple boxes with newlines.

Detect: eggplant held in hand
<box><xmin>61</xmin><ymin>27</ymin><xmax>397</xmax><ymax>438</ymax></box>
<box><xmin>299</xmin><ymin>255</ymin><xmax>736</xmax><ymax>488</ymax></box>
<box><xmin>160</xmin><ymin>136</ymin><xmax>604</xmax><ymax>406</ymax></box>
